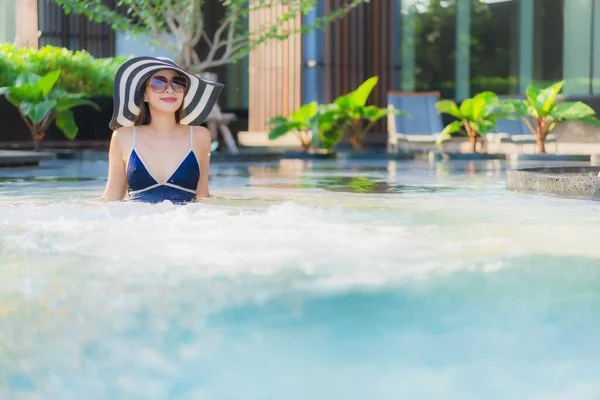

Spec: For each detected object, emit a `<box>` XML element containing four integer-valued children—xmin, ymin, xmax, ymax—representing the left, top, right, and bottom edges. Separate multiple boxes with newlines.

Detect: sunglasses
<box><xmin>148</xmin><ymin>76</ymin><xmax>187</xmax><ymax>93</ymax></box>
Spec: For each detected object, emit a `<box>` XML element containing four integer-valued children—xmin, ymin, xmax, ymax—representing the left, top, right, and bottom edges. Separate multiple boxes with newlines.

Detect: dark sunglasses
<box><xmin>148</xmin><ymin>76</ymin><xmax>187</xmax><ymax>93</ymax></box>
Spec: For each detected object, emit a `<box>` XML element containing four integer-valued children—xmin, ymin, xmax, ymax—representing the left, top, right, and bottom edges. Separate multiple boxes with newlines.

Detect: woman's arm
<box><xmin>101</xmin><ymin>130</ymin><xmax>128</xmax><ymax>201</ymax></box>
<box><xmin>193</xmin><ymin>126</ymin><xmax>212</xmax><ymax>199</ymax></box>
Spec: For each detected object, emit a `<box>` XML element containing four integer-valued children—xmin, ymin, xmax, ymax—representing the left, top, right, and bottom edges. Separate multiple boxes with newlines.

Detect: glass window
<box><xmin>469</xmin><ymin>0</ymin><xmax>519</xmax><ymax>95</ymax></box>
<box><xmin>532</xmin><ymin>0</ymin><xmax>564</xmax><ymax>88</ymax></box>
<box><xmin>401</xmin><ymin>0</ymin><xmax>457</xmax><ymax>98</ymax></box>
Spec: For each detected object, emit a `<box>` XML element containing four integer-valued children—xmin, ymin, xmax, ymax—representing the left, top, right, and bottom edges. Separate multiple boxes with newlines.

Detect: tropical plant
<box><xmin>268</xmin><ymin>76</ymin><xmax>400</xmax><ymax>152</ymax></box>
<box><xmin>267</xmin><ymin>102</ymin><xmax>318</xmax><ymax>151</ymax></box>
<box><xmin>0</xmin><ymin>70</ymin><xmax>99</xmax><ymax>150</ymax></box>
<box><xmin>328</xmin><ymin>76</ymin><xmax>395</xmax><ymax>150</ymax></box>
<box><xmin>0</xmin><ymin>44</ymin><xmax>125</xmax><ymax>97</ymax></box>
<box><xmin>54</xmin><ymin>0</ymin><xmax>368</xmax><ymax>73</ymax></box>
<box><xmin>501</xmin><ymin>80</ymin><xmax>600</xmax><ymax>153</ymax></box>
<box><xmin>436</xmin><ymin>91</ymin><xmax>509</xmax><ymax>153</ymax></box>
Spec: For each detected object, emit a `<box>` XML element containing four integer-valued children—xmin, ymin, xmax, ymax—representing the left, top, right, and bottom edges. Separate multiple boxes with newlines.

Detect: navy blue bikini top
<box><xmin>126</xmin><ymin>126</ymin><xmax>200</xmax><ymax>204</ymax></box>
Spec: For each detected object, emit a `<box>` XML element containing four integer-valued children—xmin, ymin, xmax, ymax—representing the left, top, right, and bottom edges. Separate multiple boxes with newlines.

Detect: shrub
<box><xmin>0</xmin><ymin>44</ymin><xmax>127</xmax><ymax>97</ymax></box>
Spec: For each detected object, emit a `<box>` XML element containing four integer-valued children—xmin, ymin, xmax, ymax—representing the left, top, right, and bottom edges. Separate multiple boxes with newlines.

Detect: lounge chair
<box><xmin>386</xmin><ymin>90</ymin><xmax>444</xmax><ymax>153</ymax></box>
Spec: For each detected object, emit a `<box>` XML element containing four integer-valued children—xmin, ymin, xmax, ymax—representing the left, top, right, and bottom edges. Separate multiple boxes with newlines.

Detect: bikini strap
<box><xmin>132</xmin><ymin>126</ymin><xmax>137</xmax><ymax>148</ymax></box>
<box><xmin>189</xmin><ymin>125</ymin><xmax>194</xmax><ymax>149</ymax></box>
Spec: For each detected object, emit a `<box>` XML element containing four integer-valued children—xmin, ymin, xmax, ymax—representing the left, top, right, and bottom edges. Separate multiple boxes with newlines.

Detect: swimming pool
<box><xmin>1</xmin><ymin>157</ymin><xmax>599</xmax><ymax>399</ymax></box>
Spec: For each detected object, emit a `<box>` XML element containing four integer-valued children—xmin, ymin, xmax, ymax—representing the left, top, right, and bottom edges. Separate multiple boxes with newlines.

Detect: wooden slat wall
<box><xmin>16</xmin><ymin>0</ymin><xmax>39</xmax><ymax>48</ymax></box>
<box><xmin>37</xmin><ymin>0</ymin><xmax>115</xmax><ymax>57</ymax></box>
<box><xmin>248</xmin><ymin>3</ymin><xmax>303</xmax><ymax>131</ymax></box>
<box><xmin>321</xmin><ymin>0</ymin><xmax>398</xmax><ymax>138</ymax></box>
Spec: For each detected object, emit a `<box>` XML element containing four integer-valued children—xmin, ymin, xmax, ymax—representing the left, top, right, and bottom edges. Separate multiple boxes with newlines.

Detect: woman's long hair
<box><xmin>133</xmin><ymin>76</ymin><xmax>186</xmax><ymax>126</ymax></box>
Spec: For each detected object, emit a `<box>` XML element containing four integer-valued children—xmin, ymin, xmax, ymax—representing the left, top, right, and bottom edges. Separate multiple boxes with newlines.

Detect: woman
<box><xmin>101</xmin><ymin>56</ymin><xmax>224</xmax><ymax>204</ymax></box>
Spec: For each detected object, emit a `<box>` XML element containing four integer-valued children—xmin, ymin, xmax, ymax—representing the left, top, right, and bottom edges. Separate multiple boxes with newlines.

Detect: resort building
<box><xmin>2</xmin><ymin>0</ymin><xmax>600</xmax><ymax>146</ymax></box>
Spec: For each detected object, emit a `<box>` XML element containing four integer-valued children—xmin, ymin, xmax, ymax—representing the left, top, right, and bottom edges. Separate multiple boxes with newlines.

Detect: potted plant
<box><xmin>267</xmin><ymin>102</ymin><xmax>318</xmax><ymax>152</ymax></box>
<box><xmin>435</xmin><ymin>91</ymin><xmax>509</xmax><ymax>153</ymax></box>
<box><xmin>267</xmin><ymin>77</ymin><xmax>399</xmax><ymax>155</ymax></box>
<box><xmin>331</xmin><ymin>76</ymin><xmax>397</xmax><ymax>151</ymax></box>
<box><xmin>501</xmin><ymin>80</ymin><xmax>600</xmax><ymax>154</ymax></box>
<box><xmin>0</xmin><ymin>70</ymin><xmax>100</xmax><ymax>151</ymax></box>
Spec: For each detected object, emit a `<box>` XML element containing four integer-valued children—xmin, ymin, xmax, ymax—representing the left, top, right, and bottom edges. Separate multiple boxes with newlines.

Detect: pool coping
<box><xmin>506</xmin><ymin>166</ymin><xmax>600</xmax><ymax>200</ymax></box>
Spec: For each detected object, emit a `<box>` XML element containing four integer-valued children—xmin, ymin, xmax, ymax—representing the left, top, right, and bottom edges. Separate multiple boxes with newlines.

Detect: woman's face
<box><xmin>143</xmin><ymin>69</ymin><xmax>187</xmax><ymax>114</ymax></box>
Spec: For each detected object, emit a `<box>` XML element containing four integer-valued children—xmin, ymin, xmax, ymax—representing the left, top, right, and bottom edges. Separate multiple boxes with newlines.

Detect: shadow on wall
<box><xmin>0</xmin><ymin>96</ymin><xmax>249</xmax><ymax>148</ymax></box>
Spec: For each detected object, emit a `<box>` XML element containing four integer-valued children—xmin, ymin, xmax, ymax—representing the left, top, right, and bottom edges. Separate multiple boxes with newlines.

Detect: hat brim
<box><xmin>108</xmin><ymin>57</ymin><xmax>224</xmax><ymax>131</ymax></box>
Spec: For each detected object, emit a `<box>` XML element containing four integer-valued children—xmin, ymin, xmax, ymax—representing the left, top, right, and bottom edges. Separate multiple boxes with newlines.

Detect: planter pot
<box><xmin>429</xmin><ymin>151</ymin><xmax>507</xmax><ymax>162</ymax></box>
<box><xmin>282</xmin><ymin>150</ymin><xmax>337</xmax><ymax>160</ymax></box>
<box><xmin>49</xmin><ymin>149</ymin><xmax>83</xmax><ymax>160</ymax></box>
<box><xmin>0</xmin><ymin>150</ymin><xmax>56</xmax><ymax>168</ymax></box>
<box><xmin>338</xmin><ymin>150</ymin><xmax>414</xmax><ymax>161</ymax></box>
<box><xmin>211</xmin><ymin>150</ymin><xmax>282</xmax><ymax>163</ymax></box>
<box><xmin>506</xmin><ymin>166</ymin><xmax>600</xmax><ymax>200</ymax></box>
<box><xmin>508</xmin><ymin>153</ymin><xmax>591</xmax><ymax>162</ymax></box>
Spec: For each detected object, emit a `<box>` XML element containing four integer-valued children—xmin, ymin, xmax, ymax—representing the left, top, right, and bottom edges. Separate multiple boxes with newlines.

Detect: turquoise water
<box><xmin>1</xmin><ymin>157</ymin><xmax>600</xmax><ymax>399</ymax></box>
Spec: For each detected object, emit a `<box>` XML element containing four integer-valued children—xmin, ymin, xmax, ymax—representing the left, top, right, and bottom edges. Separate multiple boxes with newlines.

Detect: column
<box><xmin>519</xmin><ymin>0</ymin><xmax>534</xmax><ymax>93</ymax></box>
<box><xmin>247</xmin><ymin>3</ymin><xmax>303</xmax><ymax>132</ymax></box>
<box><xmin>0</xmin><ymin>0</ymin><xmax>17</xmax><ymax>43</ymax></box>
<box><xmin>562</xmin><ymin>0</ymin><xmax>593</xmax><ymax>95</ymax></box>
<box><xmin>400</xmin><ymin>0</ymin><xmax>416</xmax><ymax>91</ymax></box>
<box><xmin>16</xmin><ymin>0</ymin><xmax>38</xmax><ymax>48</ymax></box>
<box><xmin>593</xmin><ymin>0</ymin><xmax>600</xmax><ymax>95</ymax></box>
<box><xmin>302</xmin><ymin>0</ymin><xmax>324</xmax><ymax>104</ymax></box>
<box><xmin>455</xmin><ymin>0</ymin><xmax>470</xmax><ymax>99</ymax></box>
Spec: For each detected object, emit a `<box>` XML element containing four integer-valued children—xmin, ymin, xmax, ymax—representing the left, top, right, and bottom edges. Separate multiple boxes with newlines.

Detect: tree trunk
<box><xmin>349</xmin><ymin>120</ymin><xmax>363</xmax><ymax>151</ymax></box>
<box><xmin>535</xmin><ymin>119</ymin><xmax>547</xmax><ymax>154</ymax></box>
<box><xmin>470</xmin><ymin>136</ymin><xmax>477</xmax><ymax>153</ymax></box>
<box><xmin>536</xmin><ymin>136</ymin><xmax>546</xmax><ymax>154</ymax></box>
<box><xmin>29</xmin><ymin>126</ymin><xmax>43</xmax><ymax>152</ymax></box>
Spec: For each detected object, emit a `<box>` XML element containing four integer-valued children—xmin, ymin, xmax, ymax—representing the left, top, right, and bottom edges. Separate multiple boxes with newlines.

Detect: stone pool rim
<box><xmin>506</xmin><ymin>166</ymin><xmax>600</xmax><ymax>201</ymax></box>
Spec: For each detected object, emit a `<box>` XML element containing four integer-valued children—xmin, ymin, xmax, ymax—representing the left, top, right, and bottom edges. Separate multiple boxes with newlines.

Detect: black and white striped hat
<box><xmin>108</xmin><ymin>56</ymin><xmax>224</xmax><ymax>131</ymax></box>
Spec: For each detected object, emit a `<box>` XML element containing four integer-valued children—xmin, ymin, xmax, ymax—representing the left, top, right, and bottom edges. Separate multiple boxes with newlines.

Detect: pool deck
<box><xmin>0</xmin><ymin>150</ymin><xmax>56</xmax><ymax>167</ymax></box>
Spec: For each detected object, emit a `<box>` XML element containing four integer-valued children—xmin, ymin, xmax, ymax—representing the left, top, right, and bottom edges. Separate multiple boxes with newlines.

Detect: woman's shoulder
<box><xmin>112</xmin><ymin>126</ymin><xmax>133</xmax><ymax>141</ymax></box>
<box><xmin>190</xmin><ymin>125</ymin><xmax>211</xmax><ymax>149</ymax></box>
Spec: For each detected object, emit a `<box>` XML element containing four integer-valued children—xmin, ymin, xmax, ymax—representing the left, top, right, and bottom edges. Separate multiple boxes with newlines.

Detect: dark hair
<box><xmin>133</xmin><ymin>75</ymin><xmax>186</xmax><ymax>126</ymax></box>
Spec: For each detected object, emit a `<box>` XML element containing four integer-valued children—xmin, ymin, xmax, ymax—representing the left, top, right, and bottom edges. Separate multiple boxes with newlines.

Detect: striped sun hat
<box><xmin>108</xmin><ymin>56</ymin><xmax>224</xmax><ymax>131</ymax></box>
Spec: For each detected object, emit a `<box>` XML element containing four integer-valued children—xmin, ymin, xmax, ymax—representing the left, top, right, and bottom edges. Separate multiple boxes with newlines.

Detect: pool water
<box><xmin>1</xmin><ymin>157</ymin><xmax>600</xmax><ymax>399</ymax></box>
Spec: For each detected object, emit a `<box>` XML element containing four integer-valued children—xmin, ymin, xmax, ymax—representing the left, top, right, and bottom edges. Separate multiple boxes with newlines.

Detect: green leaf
<box><xmin>538</xmin><ymin>80</ymin><xmax>565</xmax><ymax>114</ymax></box>
<box><xmin>15</xmin><ymin>72</ymin><xmax>41</xmax><ymax>86</ymax></box>
<box><xmin>268</xmin><ymin>122</ymin><xmax>297</xmax><ymax>140</ymax></box>
<box><xmin>10</xmin><ymin>85</ymin><xmax>39</xmax><ymax>102</ymax></box>
<box><xmin>361</xmin><ymin>105</ymin><xmax>388</xmax><ymax>122</ymax></box>
<box><xmin>56</xmin><ymin>109</ymin><xmax>78</xmax><ymax>140</ymax></box>
<box><xmin>54</xmin><ymin>97</ymin><xmax>99</xmax><ymax>112</ymax></box>
<box><xmin>471</xmin><ymin>91</ymin><xmax>497</xmax><ymax>119</ymax></box>
<box><xmin>441</xmin><ymin>120</ymin><xmax>462</xmax><ymax>136</ymax></box>
<box><xmin>36</xmin><ymin>70</ymin><xmax>61</xmax><ymax>98</ymax></box>
<box><xmin>578</xmin><ymin>116</ymin><xmax>600</xmax><ymax>128</ymax></box>
<box><xmin>550</xmin><ymin>101</ymin><xmax>596</xmax><ymax>121</ymax></box>
<box><xmin>267</xmin><ymin>116</ymin><xmax>289</xmax><ymax>127</ymax></box>
<box><xmin>525</xmin><ymin>85</ymin><xmax>541</xmax><ymax>106</ymax></box>
<box><xmin>459</xmin><ymin>99</ymin><xmax>474</xmax><ymax>118</ymax></box>
<box><xmin>474</xmin><ymin>120</ymin><xmax>496</xmax><ymax>135</ymax></box>
<box><xmin>436</xmin><ymin>100</ymin><xmax>460</xmax><ymax>118</ymax></box>
<box><xmin>19</xmin><ymin>100</ymin><xmax>56</xmax><ymax>124</ymax></box>
<box><xmin>290</xmin><ymin>102</ymin><xmax>318</xmax><ymax>123</ymax></box>
<box><xmin>500</xmin><ymin>99</ymin><xmax>529</xmax><ymax>116</ymax></box>
<box><xmin>348</xmin><ymin>76</ymin><xmax>379</xmax><ymax>107</ymax></box>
